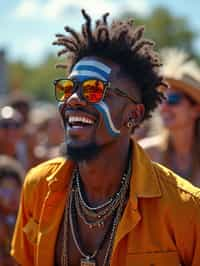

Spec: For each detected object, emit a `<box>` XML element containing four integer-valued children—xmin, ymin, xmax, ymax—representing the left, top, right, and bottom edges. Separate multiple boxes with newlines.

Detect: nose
<box><xmin>67</xmin><ymin>88</ymin><xmax>87</xmax><ymax>108</ymax></box>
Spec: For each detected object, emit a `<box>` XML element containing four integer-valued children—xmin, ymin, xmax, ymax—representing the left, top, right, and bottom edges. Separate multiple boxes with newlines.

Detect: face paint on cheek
<box><xmin>57</xmin><ymin>102</ymin><xmax>66</xmax><ymax>129</ymax></box>
<box><xmin>61</xmin><ymin>59</ymin><xmax>119</xmax><ymax>138</ymax></box>
<box><xmin>58</xmin><ymin>102</ymin><xmax>65</xmax><ymax>115</ymax></box>
<box><xmin>94</xmin><ymin>101</ymin><xmax>120</xmax><ymax>137</ymax></box>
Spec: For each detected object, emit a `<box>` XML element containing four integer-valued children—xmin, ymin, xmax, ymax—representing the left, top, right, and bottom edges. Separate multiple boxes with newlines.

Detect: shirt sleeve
<box><xmin>189</xmin><ymin>195</ymin><xmax>200</xmax><ymax>266</ymax></box>
<box><xmin>10</xmin><ymin>169</ymin><xmax>39</xmax><ymax>266</ymax></box>
<box><xmin>175</xmin><ymin>191</ymin><xmax>200</xmax><ymax>266</ymax></box>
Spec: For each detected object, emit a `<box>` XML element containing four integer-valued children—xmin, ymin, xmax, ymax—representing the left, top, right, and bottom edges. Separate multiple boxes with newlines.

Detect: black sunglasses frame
<box><xmin>53</xmin><ymin>78</ymin><xmax>139</xmax><ymax>104</ymax></box>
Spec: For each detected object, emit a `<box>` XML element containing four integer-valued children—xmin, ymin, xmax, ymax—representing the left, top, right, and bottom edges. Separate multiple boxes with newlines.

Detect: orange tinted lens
<box><xmin>82</xmin><ymin>80</ymin><xmax>105</xmax><ymax>103</ymax></box>
<box><xmin>55</xmin><ymin>79</ymin><xmax>74</xmax><ymax>101</ymax></box>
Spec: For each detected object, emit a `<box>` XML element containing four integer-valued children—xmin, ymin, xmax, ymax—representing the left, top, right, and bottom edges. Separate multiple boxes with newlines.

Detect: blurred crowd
<box><xmin>139</xmin><ymin>48</ymin><xmax>200</xmax><ymax>186</ymax></box>
<box><xmin>0</xmin><ymin>94</ymin><xmax>64</xmax><ymax>265</ymax></box>
<box><xmin>0</xmin><ymin>48</ymin><xmax>200</xmax><ymax>265</ymax></box>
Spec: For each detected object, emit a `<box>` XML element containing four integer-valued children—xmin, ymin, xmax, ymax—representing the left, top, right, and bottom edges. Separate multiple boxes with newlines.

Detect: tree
<box><xmin>8</xmin><ymin>54</ymin><xmax>65</xmax><ymax>101</ymax></box>
<box><xmin>7</xmin><ymin>6</ymin><xmax>200</xmax><ymax>100</ymax></box>
<box><xmin>120</xmin><ymin>6</ymin><xmax>197</xmax><ymax>54</ymax></box>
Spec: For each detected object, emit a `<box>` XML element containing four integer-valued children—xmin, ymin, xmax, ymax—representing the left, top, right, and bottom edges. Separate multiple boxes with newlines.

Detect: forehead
<box><xmin>164</xmin><ymin>87</ymin><xmax>185</xmax><ymax>99</ymax></box>
<box><xmin>70</xmin><ymin>56</ymin><xmax>140</xmax><ymax>99</ymax></box>
<box><xmin>70</xmin><ymin>57</ymin><xmax>112</xmax><ymax>81</ymax></box>
<box><xmin>71</xmin><ymin>57</ymin><xmax>131</xmax><ymax>83</ymax></box>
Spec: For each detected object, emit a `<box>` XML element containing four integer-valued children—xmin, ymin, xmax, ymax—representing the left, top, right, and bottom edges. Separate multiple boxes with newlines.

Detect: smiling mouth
<box><xmin>67</xmin><ymin>115</ymin><xmax>96</xmax><ymax>128</ymax></box>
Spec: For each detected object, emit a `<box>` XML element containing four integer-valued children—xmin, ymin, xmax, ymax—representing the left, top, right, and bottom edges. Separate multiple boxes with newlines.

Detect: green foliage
<box><xmin>120</xmin><ymin>6</ymin><xmax>197</xmax><ymax>53</ymax></box>
<box><xmin>8</xmin><ymin>54</ymin><xmax>65</xmax><ymax>101</ymax></box>
<box><xmin>7</xmin><ymin>6</ymin><xmax>199</xmax><ymax>100</ymax></box>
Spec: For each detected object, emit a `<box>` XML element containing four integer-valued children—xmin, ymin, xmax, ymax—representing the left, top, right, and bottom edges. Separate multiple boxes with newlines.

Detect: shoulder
<box><xmin>138</xmin><ymin>135</ymin><xmax>166</xmax><ymax>161</ymax></box>
<box><xmin>22</xmin><ymin>157</ymin><xmax>70</xmax><ymax>205</ymax></box>
<box><xmin>24</xmin><ymin>157</ymin><xmax>67</xmax><ymax>187</ymax></box>
<box><xmin>21</xmin><ymin>157</ymin><xmax>73</xmax><ymax>214</ymax></box>
<box><xmin>153</xmin><ymin>162</ymin><xmax>200</xmax><ymax>208</ymax></box>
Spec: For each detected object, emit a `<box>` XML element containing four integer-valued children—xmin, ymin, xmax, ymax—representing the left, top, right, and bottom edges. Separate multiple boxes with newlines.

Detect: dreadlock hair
<box><xmin>53</xmin><ymin>9</ymin><xmax>167</xmax><ymax>120</ymax></box>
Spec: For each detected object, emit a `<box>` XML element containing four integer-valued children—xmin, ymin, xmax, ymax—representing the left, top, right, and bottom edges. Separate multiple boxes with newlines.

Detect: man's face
<box><xmin>58</xmin><ymin>57</ymin><xmax>139</xmax><ymax>161</ymax></box>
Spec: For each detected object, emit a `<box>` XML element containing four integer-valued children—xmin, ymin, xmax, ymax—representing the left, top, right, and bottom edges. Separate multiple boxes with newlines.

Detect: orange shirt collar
<box><xmin>45</xmin><ymin>138</ymin><xmax>162</xmax><ymax>199</ymax></box>
<box><xmin>130</xmin><ymin>137</ymin><xmax>162</xmax><ymax>200</ymax></box>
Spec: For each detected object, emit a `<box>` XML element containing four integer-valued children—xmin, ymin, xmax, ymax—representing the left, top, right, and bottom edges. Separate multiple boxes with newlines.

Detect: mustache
<box><xmin>59</xmin><ymin>104</ymin><xmax>99</xmax><ymax>119</ymax></box>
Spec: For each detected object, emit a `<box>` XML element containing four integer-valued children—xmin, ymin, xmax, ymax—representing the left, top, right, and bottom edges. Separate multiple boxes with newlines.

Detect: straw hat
<box><xmin>160</xmin><ymin>48</ymin><xmax>200</xmax><ymax>104</ymax></box>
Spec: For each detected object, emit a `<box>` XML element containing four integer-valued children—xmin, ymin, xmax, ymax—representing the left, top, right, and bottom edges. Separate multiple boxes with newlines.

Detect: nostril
<box><xmin>67</xmin><ymin>91</ymin><xmax>87</xmax><ymax>107</ymax></box>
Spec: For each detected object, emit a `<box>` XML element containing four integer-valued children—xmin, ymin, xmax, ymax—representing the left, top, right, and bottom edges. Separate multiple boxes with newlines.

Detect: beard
<box><xmin>62</xmin><ymin>142</ymin><xmax>101</xmax><ymax>162</ymax></box>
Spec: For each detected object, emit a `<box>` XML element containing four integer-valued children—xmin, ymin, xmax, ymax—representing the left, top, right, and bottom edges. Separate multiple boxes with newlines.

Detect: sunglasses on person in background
<box><xmin>0</xmin><ymin>121</ymin><xmax>22</xmax><ymax>129</ymax></box>
<box><xmin>53</xmin><ymin>78</ymin><xmax>139</xmax><ymax>104</ymax></box>
<box><xmin>166</xmin><ymin>92</ymin><xmax>183</xmax><ymax>105</ymax></box>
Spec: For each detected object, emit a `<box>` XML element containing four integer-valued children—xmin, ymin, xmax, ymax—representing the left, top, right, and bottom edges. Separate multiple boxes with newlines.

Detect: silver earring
<box><xmin>127</xmin><ymin>119</ymin><xmax>134</xmax><ymax>128</ymax></box>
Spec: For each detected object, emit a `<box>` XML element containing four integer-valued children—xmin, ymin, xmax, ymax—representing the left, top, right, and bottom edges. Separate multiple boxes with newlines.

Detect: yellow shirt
<box><xmin>11</xmin><ymin>139</ymin><xmax>200</xmax><ymax>266</ymax></box>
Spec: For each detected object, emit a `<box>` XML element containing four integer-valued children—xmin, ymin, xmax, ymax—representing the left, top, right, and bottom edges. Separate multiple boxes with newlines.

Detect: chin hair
<box><xmin>63</xmin><ymin>142</ymin><xmax>101</xmax><ymax>162</ymax></box>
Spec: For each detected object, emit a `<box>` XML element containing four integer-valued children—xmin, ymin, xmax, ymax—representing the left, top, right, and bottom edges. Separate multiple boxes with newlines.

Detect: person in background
<box><xmin>7</xmin><ymin>93</ymin><xmax>31</xmax><ymax>126</ymax></box>
<box><xmin>140</xmin><ymin>48</ymin><xmax>200</xmax><ymax>186</ymax></box>
<box><xmin>0</xmin><ymin>155</ymin><xmax>24</xmax><ymax>266</ymax></box>
<box><xmin>29</xmin><ymin>104</ymin><xmax>64</xmax><ymax>162</ymax></box>
<box><xmin>6</xmin><ymin>94</ymin><xmax>42</xmax><ymax>170</ymax></box>
<box><xmin>0</xmin><ymin>106</ymin><xmax>24</xmax><ymax>160</ymax></box>
<box><xmin>11</xmin><ymin>11</ymin><xmax>200</xmax><ymax>266</ymax></box>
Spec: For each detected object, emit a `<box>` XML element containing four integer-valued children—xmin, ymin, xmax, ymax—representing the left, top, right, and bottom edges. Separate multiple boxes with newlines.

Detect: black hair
<box><xmin>53</xmin><ymin>9</ymin><xmax>167</xmax><ymax>120</ymax></box>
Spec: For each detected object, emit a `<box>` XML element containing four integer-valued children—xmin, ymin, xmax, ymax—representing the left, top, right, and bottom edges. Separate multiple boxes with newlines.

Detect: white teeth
<box><xmin>68</xmin><ymin>116</ymin><xmax>94</xmax><ymax>124</ymax></box>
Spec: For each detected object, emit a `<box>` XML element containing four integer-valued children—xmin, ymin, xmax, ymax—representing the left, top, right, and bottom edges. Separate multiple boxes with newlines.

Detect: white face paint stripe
<box><xmin>96</xmin><ymin>101</ymin><xmax>120</xmax><ymax>135</ymax></box>
<box><xmin>74</xmin><ymin>60</ymin><xmax>111</xmax><ymax>74</ymax></box>
<box><xmin>69</xmin><ymin>70</ymin><xmax>107</xmax><ymax>81</ymax></box>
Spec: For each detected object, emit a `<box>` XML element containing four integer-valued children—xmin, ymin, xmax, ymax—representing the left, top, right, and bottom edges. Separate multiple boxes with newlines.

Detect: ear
<box><xmin>131</xmin><ymin>104</ymin><xmax>145</xmax><ymax>124</ymax></box>
<box><xmin>191</xmin><ymin>104</ymin><xmax>200</xmax><ymax>120</ymax></box>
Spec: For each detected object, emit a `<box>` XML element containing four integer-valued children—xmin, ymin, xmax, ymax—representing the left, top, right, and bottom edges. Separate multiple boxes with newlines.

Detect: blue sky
<box><xmin>1</xmin><ymin>0</ymin><xmax>199</xmax><ymax>65</ymax></box>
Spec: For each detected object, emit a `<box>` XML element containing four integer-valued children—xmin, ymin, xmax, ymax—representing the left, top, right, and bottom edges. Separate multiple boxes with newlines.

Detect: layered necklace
<box><xmin>61</xmin><ymin>155</ymin><xmax>132</xmax><ymax>266</ymax></box>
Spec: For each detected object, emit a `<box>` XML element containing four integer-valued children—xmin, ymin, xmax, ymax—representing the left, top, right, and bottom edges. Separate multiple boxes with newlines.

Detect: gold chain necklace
<box><xmin>61</xmin><ymin>156</ymin><xmax>131</xmax><ymax>266</ymax></box>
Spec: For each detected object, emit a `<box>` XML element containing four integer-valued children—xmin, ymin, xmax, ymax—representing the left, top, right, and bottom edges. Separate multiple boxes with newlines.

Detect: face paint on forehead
<box><xmin>63</xmin><ymin>59</ymin><xmax>120</xmax><ymax>137</ymax></box>
<box><xmin>69</xmin><ymin>59</ymin><xmax>111</xmax><ymax>81</ymax></box>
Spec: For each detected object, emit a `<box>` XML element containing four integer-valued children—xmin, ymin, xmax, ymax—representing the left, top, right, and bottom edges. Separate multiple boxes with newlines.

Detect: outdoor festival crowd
<box><xmin>0</xmin><ymin>94</ymin><xmax>64</xmax><ymax>265</ymax></box>
<box><xmin>0</xmin><ymin>41</ymin><xmax>200</xmax><ymax>266</ymax></box>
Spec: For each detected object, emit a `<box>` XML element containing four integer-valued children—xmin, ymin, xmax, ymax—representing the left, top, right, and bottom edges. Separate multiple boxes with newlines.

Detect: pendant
<box><xmin>80</xmin><ymin>257</ymin><xmax>96</xmax><ymax>266</ymax></box>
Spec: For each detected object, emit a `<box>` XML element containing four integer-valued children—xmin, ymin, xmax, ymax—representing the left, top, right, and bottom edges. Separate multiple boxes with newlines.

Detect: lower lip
<box><xmin>66</xmin><ymin>124</ymin><xmax>94</xmax><ymax>135</ymax></box>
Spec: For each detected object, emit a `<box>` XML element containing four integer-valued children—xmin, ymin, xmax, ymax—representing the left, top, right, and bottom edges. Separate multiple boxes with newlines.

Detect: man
<box><xmin>140</xmin><ymin>48</ymin><xmax>200</xmax><ymax>186</ymax></box>
<box><xmin>11</xmin><ymin>10</ymin><xmax>200</xmax><ymax>266</ymax></box>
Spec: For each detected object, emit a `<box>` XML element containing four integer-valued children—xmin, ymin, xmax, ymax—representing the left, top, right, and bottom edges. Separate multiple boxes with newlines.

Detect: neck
<box><xmin>77</xmin><ymin>138</ymin><xmax>131</xmax><ymax>206</ymax></box>
<box><xmin>170</xmin><ymin>124</ymin><xmax>195</xmax><ymax>156</ymax></box>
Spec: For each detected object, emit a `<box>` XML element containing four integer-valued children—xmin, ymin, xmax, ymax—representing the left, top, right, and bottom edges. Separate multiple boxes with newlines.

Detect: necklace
<box><xmin>74</xmin><ymin>164</ymin><xmax>131</xmax><ymax>228</ymax></box>
<box><xmin>69</xmin><ymin>189</ymin><xmax>116</xmax><ymax>266</ymax></box>
<box><xmin>61</xmin><ymin>154</ymin><xmax>132</xmax><ymax>266</ymax></box>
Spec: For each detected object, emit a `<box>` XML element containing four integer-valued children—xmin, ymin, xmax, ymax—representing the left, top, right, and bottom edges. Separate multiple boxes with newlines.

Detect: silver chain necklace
<box><xmin>61</xmin><ymin>154</ymin><xmax>132</xmax><ymax>266</ymax></box>
<box><xmin>74</xmin><ymin>162</ymin><xmax>131</xmax><ymax>228</ymax></box>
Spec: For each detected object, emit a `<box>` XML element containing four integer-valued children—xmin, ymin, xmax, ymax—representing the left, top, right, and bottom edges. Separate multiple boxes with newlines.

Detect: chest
<box><xmin>55</xmin><ymin>214</ymin><xmax>115</xmax><ymax>266</ymax></box>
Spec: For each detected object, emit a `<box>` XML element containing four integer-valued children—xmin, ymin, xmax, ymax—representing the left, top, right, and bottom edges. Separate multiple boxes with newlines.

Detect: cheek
<box><xmin>177</xmin><ymin>104</ymin><xmax>192</xmax><ymax>118</ymax></box>
<box><xmin>104</xmin><ymin>97</ymin><xmax>126</xmax><ymax>125</ymax></box>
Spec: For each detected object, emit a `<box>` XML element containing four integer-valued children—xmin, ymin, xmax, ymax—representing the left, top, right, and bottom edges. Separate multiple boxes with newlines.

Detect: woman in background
<box><xmin>140</xmin><ymin>48</ymin><xmax>200</xmax><ymax>186</ymax></box>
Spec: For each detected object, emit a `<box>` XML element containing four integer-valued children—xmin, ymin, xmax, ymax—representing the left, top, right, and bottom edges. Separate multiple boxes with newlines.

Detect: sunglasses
<box><xmin>0</xmin><ymin>121</ymin><xmax>22</xmax><ymax>129</ymax></box>
<box><xmin>53</xmin><ymin>78</ymin><xmax>139</xmax><ymax>104</ymax></box>
<box><xmin>166</xmin><ymin>92</ymin><xmax>183</xmax><ymax>105</ymax></box>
